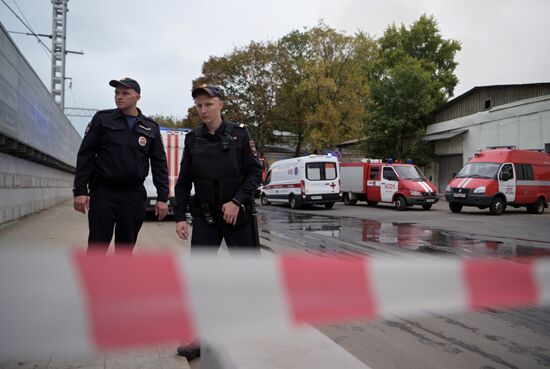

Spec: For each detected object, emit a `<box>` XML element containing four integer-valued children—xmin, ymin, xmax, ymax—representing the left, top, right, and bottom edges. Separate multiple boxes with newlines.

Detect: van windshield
<box><xmin>306</xmin><ymin>162</ymin><xmax>338</xmax><ymax>181</ymax></box>
<box><xmin>456</xmin><ymin>162</ymin><xmax>500</xmax><ymax>179</ymax></box>
<box><xmin>394</xmin><ymin>165</ymin><xmax>425</xmax><ymax>180</ymax></box>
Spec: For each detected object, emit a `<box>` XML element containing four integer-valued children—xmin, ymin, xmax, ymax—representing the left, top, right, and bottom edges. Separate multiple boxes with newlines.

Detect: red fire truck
<box><xmin>340</xmin><ymin>160</ymin><xmax>438</xmax><ymax>210</ymax></box>
<box><xmin>144</xmin><ymin>128</ymin><xmax>193</xmax><ymax>215</ymax></box>
<box><xmin>445</xmin><ymin>148</ymin><xmax>550</xmax><ymax>215</ymax></box>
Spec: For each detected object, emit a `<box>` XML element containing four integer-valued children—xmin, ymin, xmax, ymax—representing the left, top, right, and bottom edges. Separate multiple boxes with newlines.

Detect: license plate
<box><xmin>453</xmin><ymin>193</ymin><xmax>466</xmax><ymax>198</ymax></box>
<box><xmin>311</xmin><ymin>196</ymin><xmax>322</xmax><ymax>200</ymax></box>
<box><xmin>426</xmin><ymin>199</ymin><xmax>436</xmax><ymax>203</ymax></box>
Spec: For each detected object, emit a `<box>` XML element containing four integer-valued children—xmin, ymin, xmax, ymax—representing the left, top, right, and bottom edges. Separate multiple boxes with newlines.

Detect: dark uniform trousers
<box><xmin>191</xmin><ymin>210</ymin><xmax>257</xmax><ymax>253</ymax></box>
<box><xmin>88</xmin><ymin>182</ymin><xmax>147</xmax><ymax>252</ymax></box>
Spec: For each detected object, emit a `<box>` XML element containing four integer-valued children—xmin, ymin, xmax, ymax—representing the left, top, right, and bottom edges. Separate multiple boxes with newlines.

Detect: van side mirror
<box><xmin>452</xmin><ymin>172</ymin><xmax>457</xmax><ymax>178</ymax></box>
<box><xmin>500</xmin><ymin>172</ymin><xmax>511</xmax><ymax>181</ymax></box>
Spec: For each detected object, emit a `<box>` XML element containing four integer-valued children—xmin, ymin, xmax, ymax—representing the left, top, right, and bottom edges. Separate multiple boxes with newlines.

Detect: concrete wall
<box><xmin>0</xmin><ymin>153</ymin><xmax>73</xmax><ymax>225</ymax></box>
<box><xmin>0</xmin><ymin>24</ymin><xmax>81</xmax><ymax>167</ymax></box>
<box><xmin>0</xmin><ymin>24</ymin><xmax>80</xmax><ymax>224</ymax></box>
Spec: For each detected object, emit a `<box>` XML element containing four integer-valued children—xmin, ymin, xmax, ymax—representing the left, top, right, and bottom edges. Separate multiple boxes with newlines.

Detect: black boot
<box><xmin>177</xmin><ymin>342</ymin><xmax>200</xmax><ymax>360</ymax></box>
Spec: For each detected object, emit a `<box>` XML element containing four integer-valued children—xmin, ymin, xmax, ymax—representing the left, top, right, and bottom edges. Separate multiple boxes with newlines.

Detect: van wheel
<box><xmin>367</xmin><ymin>201</ymin><xmax>378</xmax><ymax>207</ymax></box>
<box><xmin>422</xmin><ymin>204</ymin><xmax>432</xmax><ymax>210</ymax></box>
<box><xmin>289</xmin><ymin>195</ymin><xmax>300</xmax><ymax>209</ymax></box>
<box><xmin>342</xmin><ymin>193</ymin><xmax>357</xmax><ymax>205</ymax></box>
<box><xmin>449</xmin><ymin>202</ymin><xmax>463</xmax><ymax>213</ymax></box>
<box><xmin>260</xmin><ymin>193</ymin><xmax>270</xmax><ymax>206</ymax></box>
<box><xmin>526</xmin><ymin>197</ymin><xmax>545</xmax><ymax>214</ymax></box>
<box><xmin>489</xmin><ymin>197</ymin><xmax>506</xmax><ymax>215</ymax></box>
<box><xmin>342</xmin><ymin>193</ymin><xmax>350</xmax><ymax>205</ymax></box>
<box><xmin>394</xmin><ymin>195</ymin><xmax>407</xmax><ymax>211</ymax></box>
<box><xmin>325</xmin><ymin>202</ymin><xmax>335</xmax><ymax>209</ymax></box>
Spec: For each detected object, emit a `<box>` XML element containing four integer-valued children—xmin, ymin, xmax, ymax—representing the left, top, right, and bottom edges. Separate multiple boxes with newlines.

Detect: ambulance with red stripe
<box><xmin>340</xmin><ymin>159</ymin><xmax>438</xmax><ymax>210</ymax></box>
<box><xmin>260</xmin><ymin>155</ymin><xmax>340</xmax><ymax>209</ymax></box>
<box><xmin>144</xmin><ymin>128</ymin><xmax>194</xmax><ymax>215</ymax></box>
<box><xmin>445</xmin><ymin>148</ymin><xmax>550</xmax><ymax>215</ymax></box>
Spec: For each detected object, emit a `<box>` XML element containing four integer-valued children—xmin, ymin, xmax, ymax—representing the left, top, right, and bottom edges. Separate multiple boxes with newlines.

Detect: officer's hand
<box><xmin>74</xmin><ymin>195</ymin><xmax>89</xmax><ymax>214</ymax></box>
<box><xmin>155</xmin><ymin>201</ymin><xmax>168</xmax><ymax>220</ymax></box>
<box><xmin>222</xmin><ymin>201</ymin><xmax>240</xmax><ymax>226</ymax></box>
<box><xmin>176</xmin><ymin>221</ymin><xmax>189</xmax><ymax>240</ymax></box>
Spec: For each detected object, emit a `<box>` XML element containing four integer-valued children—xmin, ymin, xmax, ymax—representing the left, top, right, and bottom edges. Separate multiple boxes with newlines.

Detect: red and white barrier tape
<box><xmin>0</xmin><ymin>249</ymin><xmax>549</xmax><ymax>356</ymax></box>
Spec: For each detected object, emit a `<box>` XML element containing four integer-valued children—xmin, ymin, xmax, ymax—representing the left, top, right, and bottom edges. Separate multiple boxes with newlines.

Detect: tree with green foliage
<box><xmin>151</xmin><ymin>114</ymin><xmax>187</xmax><ymax>129</ymax></box>
<box><xmin>365</xmin><ymin>14</ymin><xmax>461</xmax><ymax>164</ymax></box>
<box><xmin>274</xmin><ymin>23</ymin><xmax>374</xmax><ymax>155</ymax></box>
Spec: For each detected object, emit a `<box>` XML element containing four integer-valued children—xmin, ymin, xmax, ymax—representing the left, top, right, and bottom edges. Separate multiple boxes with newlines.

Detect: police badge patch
<box><xmin>138</xmin><ymin>136</ymin><xmax>147</xmax><ymax>146</ymax></box>
<box><xmin>249</xmin><ymin>140</ymin><xmax>257</xmax><ymax>157</ymax></box>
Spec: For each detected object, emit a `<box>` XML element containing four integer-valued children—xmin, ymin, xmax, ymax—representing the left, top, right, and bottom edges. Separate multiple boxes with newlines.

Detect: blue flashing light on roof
<box><xmin>160</xmin><ymin>127</ymin><xmax>191</xmax><ymax>132</ymax></box>
<box><xmin>406</xmin><ymin>158</ymin><xmax>413</xmax><ymax>164</ymax></box>
<box><xmin>387</xmin><ymin>158</ymin><xmax>394</xmax><ymax>164</ymax></box>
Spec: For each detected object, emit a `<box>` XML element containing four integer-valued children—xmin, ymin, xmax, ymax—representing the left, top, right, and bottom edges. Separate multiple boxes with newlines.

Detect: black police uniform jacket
<box><xmin>74</xmin><ymin>108</ymin><xmax>169</xmax><ymax>202</ymax></box>
<box><xmin>173</xmin><ymin>120</ymin><xmax>262</xmax><ymax>222</ymax></box>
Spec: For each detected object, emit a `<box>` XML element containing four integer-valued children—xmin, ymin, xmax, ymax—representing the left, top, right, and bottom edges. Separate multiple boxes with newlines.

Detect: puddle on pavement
<box><xmin>259</xmin><ymin>211</ymin><xmax>550</xmax><ymax>257</ymax></box>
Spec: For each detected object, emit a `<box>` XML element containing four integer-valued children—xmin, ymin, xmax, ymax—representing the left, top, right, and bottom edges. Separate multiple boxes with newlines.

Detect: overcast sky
<box><xmin>1</xmin><ymin>0</ymin><xmax>549</xmax><ymax>135</ymax></box>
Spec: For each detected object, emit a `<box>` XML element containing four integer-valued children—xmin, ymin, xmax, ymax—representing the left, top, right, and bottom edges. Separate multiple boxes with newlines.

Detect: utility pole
<box><xmin>50</xmin><ymin>0</ymin><xmax>68</xmax><ymax>109</ymax></box>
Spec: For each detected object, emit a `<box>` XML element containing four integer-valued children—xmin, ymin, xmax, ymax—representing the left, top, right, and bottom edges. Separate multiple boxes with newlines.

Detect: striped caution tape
<box><xmin>0</xmin><ymin>249</ymin><xmax>549</xmax><ymax>356</ymax></box>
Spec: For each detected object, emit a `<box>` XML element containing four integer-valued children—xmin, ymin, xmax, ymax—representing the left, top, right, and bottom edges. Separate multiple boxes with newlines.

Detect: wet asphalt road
<box><xmin>257</xmin><ymin>200</ymin><xmax>550</xmax><ymax>369</ymax></box>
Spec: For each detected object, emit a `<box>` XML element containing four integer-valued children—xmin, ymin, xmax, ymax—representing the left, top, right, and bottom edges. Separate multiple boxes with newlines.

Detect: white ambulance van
<box><xmin>260</xmin><ymin>155</ymin><xmax>340</xmax><ymax>209</ymax></box>
<box><xmin>144</xmin><ymin>128</ymin><xmax>194</xmax><ymax>216</ymax></box>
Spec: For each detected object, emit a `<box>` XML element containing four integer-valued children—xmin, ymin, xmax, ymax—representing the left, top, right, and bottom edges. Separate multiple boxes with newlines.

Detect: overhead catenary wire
<box><xmin>1</xmin><ymin>0</ymin><xmax>51</xmax><ymax>53</ymax></box>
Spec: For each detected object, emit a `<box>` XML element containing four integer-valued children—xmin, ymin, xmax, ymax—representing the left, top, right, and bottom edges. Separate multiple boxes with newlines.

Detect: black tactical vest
<box><xmin>191</xmin><ymin>123</ymin><xmax>241</xmax><ymax>205</ymax></box>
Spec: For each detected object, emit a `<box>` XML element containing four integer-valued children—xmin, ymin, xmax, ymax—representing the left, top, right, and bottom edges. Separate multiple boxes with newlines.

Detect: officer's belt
<box><xmin>95</xmin><ymin>178</ymin><xmax>143</xmax><ymax>188</ymax></box>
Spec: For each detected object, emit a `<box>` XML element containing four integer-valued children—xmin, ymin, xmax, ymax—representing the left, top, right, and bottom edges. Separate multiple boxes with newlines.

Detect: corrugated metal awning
<box><xmin>423</xmin><ymin>129</ymin><xmax>468</xmax><ymax>142</ymax></box>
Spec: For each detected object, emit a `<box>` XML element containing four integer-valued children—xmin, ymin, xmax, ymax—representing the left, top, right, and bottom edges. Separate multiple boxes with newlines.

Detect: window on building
<box><xmin>484</xmin><ymin>100</ymin><xmax>491</xmax><ymax>110</ymax></box>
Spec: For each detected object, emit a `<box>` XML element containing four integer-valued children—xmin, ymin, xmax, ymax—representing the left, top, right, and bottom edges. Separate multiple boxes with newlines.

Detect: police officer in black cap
<box><xmin>74</xmin><ymin>77</ymin><xmax>169</xmax><ymax>253</ymax></box>
<box><xmin>174</xmin><ymin>84</ymin><xmax>262</xmax><ymax>249</ymax></box>
<box><xmin>173</xmin><ymin>85</ymin><xmax>262</xmax><ymax>358</ymax></box>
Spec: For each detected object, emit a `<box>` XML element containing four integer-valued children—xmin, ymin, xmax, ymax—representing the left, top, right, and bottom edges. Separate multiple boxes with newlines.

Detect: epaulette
<box><xmin>96</xmin><ymin>108</ymin><xmax>116</xmax><ymax>114</ymax></box>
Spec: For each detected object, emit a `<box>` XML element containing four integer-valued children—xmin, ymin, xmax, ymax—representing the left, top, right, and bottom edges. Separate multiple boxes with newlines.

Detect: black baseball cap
<box><xmin>191</xmin><ymin>84</ymin><xmax>224</xmax><ymax>100</ymax></box>
<box><xmin>109</xmin><ymin>77</ymin><xmax>141</xmax><ymax>94</ymax></box>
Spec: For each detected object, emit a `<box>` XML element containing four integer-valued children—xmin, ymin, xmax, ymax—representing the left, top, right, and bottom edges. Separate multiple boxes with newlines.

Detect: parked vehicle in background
<box><xmin>255</xmin><ymin>158</ymin><xmax>268</xmax><ymax>198</ymax></box>
<box><xmin>340</xmin><ymin>159</ymin><xmax>438</xmax><ymax>210</ymax></box>
<box><xmin>260</xmin><ymin>155</ymin><xmax>340</xmax><ymax>209</ymax></box>
<box><xmin>144</xmin><ymin>128</ymin><xmax>194</xmax><ymax>217</ymax></box>
<box><xmin>445</xmin><ymin>148</ymin><xmax>550</xmax><ymax>215</ymax></box>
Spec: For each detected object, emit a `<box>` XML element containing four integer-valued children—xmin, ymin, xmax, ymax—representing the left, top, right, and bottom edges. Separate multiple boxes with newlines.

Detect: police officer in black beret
<box><xmin>73</xmin><ymin>78</ymin><xmax>169</xmax><ymax>253</ymax></box>
<box><xmin>173</xmin><ymin>84</ymin><xmax>263</xmax><ymax>359</ymax></box>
